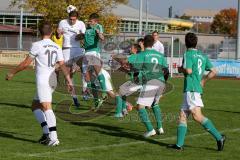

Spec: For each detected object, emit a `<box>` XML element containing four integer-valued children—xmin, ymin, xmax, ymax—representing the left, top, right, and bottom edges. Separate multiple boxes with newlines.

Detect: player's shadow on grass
<box><xmin>0</xmin><ymin>102</ymin><xmax>30</xmax><ymax>109</ymax></box>
<box><xmin>0</xmin><ymin>130</ymin><xmax>36</xmax><ymax>143</ymax></box>
<box><xmin>205</xmin><ymin>108</ymin><xmax>240</xmax><ymax>114</ymax></box>
<box><xmin>71</xmin><ymin>122</ymin><xmax>169</xmax><ymax>147</ymax></box>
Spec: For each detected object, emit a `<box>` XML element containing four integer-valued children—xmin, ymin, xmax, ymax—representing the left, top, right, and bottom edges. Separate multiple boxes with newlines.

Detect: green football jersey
<box><xmin>84</xmin><ymin>24</ymin><xmax>104</xmax><ymax>53</ymax></box>
<box><xmin>183</xmin><ymin>49</ymin><xmax>213</xmax><ymax>94</ymax></box>
<box><xmin>134</xmin><ymin>48</ymin><xmax>168</xmax><ymax>83</ymax></box>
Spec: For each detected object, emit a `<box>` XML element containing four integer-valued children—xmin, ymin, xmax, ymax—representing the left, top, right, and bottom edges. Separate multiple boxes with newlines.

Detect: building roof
<box><xmin>184</xmin><ymin>9</ymin><xmax>219</xmax><ymax>17</ymax></box>
<box><xmin>112</xmin><ymin>4</ymin><xmax>168</xmax><ymax>23</ymax></box>
<box><xmin>0</xmin><ymin>24</ymin><xmax>34</xmax><ymax>33</ymax></box>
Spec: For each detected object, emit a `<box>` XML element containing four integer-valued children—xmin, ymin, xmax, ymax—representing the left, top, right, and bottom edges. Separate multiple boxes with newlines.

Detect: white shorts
<box><xmin>181</xmin><ymin>92</ymin><xmax>204</xmax><ymax>111</ymax></box>
<box><xmin>137</xmin><ymin>79</ymin><xmax>165</xmax><ymax>107</ymax></box>
<box><xmin>63</xmin><ymin>47</ymin><xmax>84</xmax><ymax>66</ymax></box>
<box><xmin>34</xmin><ymin>73</ymin><xmax>57</xmax><ymax>103</ymax></box>
<box><xmin>119</xmin><ymin>81</ymin><xmax>142</xmax><ymax>96</ymax></box>
<box><xmin>82</xmin><ymin>51</ymin><xmax>102</xmax><ymax>74</ymax></box>
<box><xmin>94</xmin><ymin>69</ymin><xmax>113</xmax><ymax>91</ymax></box>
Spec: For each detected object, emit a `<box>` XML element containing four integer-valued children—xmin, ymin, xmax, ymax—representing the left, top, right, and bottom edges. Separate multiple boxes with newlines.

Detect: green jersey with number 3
<box><xmin>183</xmin><ymin>49</ymin><xmax>213</xmax><ymax>94</ymax></box>
<box><xmin>134</xmin><ymin>48</ymin><xmax>168</xmax><ymax>83</ymax></box>
<box><xmin>84</xmin><ymin>24</ymin><xmax>104</xmax><ymax>53</ymax></box>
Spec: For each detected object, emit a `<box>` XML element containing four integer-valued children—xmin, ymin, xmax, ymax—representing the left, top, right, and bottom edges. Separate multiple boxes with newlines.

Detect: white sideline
<box><xmin>16</xmin><ymin>128</ymin><xmax>240</xmax><ymax>158</ymax></box>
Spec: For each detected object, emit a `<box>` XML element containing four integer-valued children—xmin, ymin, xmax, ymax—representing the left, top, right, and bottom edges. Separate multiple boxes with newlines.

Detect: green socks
<box><xmin>115</xmin><ymin>96</ymin><xmax>122</xmax><ymax>114</ymax></box>
<box><xmin>201</xmin><ymin>118</ymin><xmax>222</xmax><ymax>141</ymax></box>
<box><xmin>97</xmin><ymin>74</ymin><xmax>107</xmax><ymax>92</ymax></box>
<box><xmin>176</xmin><ymin>123</ymin><xmax>187</xmax><ymax>147</ymax></box>
<box><xmin>152</xmin><ymin>104</ymin><xmax>162</xmax><ymax>129</ymax></box>
<box><xmin>138</xmin><ymin>108</ymin><xmax>154</xmax><ymax>131</ymax></box>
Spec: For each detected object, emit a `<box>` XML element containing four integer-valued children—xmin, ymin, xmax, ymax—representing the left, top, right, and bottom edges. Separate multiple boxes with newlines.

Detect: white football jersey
<box><xmin>152</xmin><ymin>40</ymin><xmax>164</xmax><ymax>54</ymax></box>
<box><xmin>29</xmin><ymin>39</ymin><xmax>64</xmax><ymax>83</ymax></box>
<box><xmin>58</xmin><ymin>19</ymin><xmax>86</xmax><ymax>48</ymax></box>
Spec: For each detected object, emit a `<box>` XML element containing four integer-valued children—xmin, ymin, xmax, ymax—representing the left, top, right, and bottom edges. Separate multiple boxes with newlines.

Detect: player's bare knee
<box><xmin>41</xmin><ymin>102</ymin><xmax>52</xmax><ymax>111</ymax></box>
<box><xmin>107</xmin><ymin>91</ymin><xmax>115</xmax><ymax>98</ymax></box>
<box><xmin>191</xmin><ymin>107</ymin><xmax>204</xmax><ymax>123</ymax></box>
<box><xmin>178</xmin><ymin>111</ymin><xmax>187</xmax><ymax>123</ymax></box>
<box><xmin>31</xmin><ymin>100</ymin><xmax>41</xmax><ymax>111</ymax></box>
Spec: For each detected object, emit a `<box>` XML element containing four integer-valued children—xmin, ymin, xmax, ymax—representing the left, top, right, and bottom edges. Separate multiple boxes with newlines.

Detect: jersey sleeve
<box><xmin>183</xmin><ymin>53</ymin><xmax>193</xmax><ymax>69</ymax></box>
<box><xmin>97</xmin><ymin>24</ymin><xmax>104</xmax><ymax>34</ymax></box>
<box><xmin>205</xmin><ymin>56</ymin><xmax>213</xmax><ymax>71</ymax></box>
<box><xmin>159</xmin><ymin>42</ymin><xmax>164</xmax><ymax>54</ymax></box>
<box><xmin>29</xmin><ymin>42</ymin><xmax>39</xmax><ymax>59</ymax></box>
<box><xmin>133</xmin><ymin>53</ymin><xmax>144</xmax><ymax>70</ymax></box>
<box><xmin>127</xmin><ymin>55</ymin><xmax>135</xmax><ymax>64</ymax></box>
<box><xmin>80</xmin><ymin>21</ymin><xmax>86</xmax><ymax>34</ymax></box>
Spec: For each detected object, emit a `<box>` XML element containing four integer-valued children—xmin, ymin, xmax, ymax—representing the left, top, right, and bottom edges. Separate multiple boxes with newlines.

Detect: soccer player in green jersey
<box><xmin>133</xmin><ymin>35</ymin><xmax>168</xmax><ymax>137</ymax></box>
<box><xmin>82</xmin><ymin>13</ymin><xmax>106</xmax><ymax>107</ymax></box>
<box><xmin>168</xmin><ymin>33</ymin><xmax>225</xmax><ymax>151</ymax></box>
<box><xmin>114</xmin><ymin>44</ymin><xmax>143</xmax><ymax>118</ymax></box>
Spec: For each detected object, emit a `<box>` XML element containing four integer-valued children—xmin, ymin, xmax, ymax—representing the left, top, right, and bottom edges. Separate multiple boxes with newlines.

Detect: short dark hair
<box><xmin>144</xmin><ymin>35</ymin><xmax>154</xmax><ymax>48</ymax></box>
<box><xmin>137</xmin><ymin>38</ymin><xmax>144</xmax><ymax>43</ymax></box>
<box><xmin>132</xmin><ymin>44</ymin><xmax>141</xmax><ymax>53</ymax></box>
<box><xmin>39</xmin><ymin>22</ymin><xmax>52</xmax><ymax>36</ymax></box>
<box><xmin>152</xmin><ymin>30</ymin><xmax>158</xmax><ymax>35</ymax></box>
<box><xmin>185</xmin><ymin>32</ymin><xmax>198</xmax><ymax>48</ymax></box>
<box><xmin>89</xmin><ymin>13</ymin><xmax>99</xmax><ymax>20</ymax></box>
<box><xmin>69</xmin><ymin>10</ymin><xmax>78</xmax><ymax>17</ymax></box>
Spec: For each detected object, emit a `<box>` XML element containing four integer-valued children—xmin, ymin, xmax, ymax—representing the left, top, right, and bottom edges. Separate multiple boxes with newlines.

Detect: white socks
<box><xmin>33</xmin><ymin>109</ymin><xmax>49</xmax><ymax>134</ymax></box>
<box><xmin>44</xmin><ymin>109</ymin><xmax>58</xmax><ymax>141</ymax></box>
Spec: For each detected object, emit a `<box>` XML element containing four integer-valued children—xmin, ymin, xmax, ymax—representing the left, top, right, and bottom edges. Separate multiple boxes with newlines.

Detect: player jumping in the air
<box><xmin>129</xmin><ymin>35</ymin><xmax>168</xmax><ymax>137</ymax></box>
<box><xmin>82</xmin><ymin>13</ymin><xmax>106</xmax><ymax>106</ymax></box>
<box><xmin>168</xmin><ymin>32</ymin><xmax>225</xmax><ymax>151</ymax></box>
<box><xmin>58</xmin><ymin>5</ymin><xmax>86</xmax><ymax>108</ymax></box>
<box><xmin>6</xmin><ymin>22</ymin><xmax>73</xmax><ymax>146</ymax></box>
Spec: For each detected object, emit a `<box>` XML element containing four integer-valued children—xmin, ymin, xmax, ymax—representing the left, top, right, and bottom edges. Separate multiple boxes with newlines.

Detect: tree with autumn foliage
<box><xmin>211</xmin><ymin>8</ymin><xmax>237</xmax><ymax>37</ymax></box>
<box><xmin>10</xmin><ymin>0</ymin><xmax>128</xmax><ymax>34</ymax></box>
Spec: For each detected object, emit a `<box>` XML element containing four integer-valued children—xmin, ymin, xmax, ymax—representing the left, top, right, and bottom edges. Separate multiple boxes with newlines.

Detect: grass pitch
<box><xmin>0</xmin><ymin>68</ymin><xmax>239</xmax><ymax>160</ymax></box>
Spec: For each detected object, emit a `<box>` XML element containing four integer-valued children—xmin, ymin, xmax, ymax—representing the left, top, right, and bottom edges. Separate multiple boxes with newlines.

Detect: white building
<box><xmin>184</xmin><ymin>9</ymin><xmax>219</xmax><ymax>23</ymax></box>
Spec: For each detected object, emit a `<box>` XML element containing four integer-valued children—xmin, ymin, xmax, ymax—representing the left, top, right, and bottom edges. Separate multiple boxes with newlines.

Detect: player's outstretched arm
<box><xmin>201</xmin><ymin>68</ymin><xmax>217</xmax><ymax>87</ymax></box>
<box><xmin>112</xmin><ymin>55</ymin><xmax>130</xmax><ymax>72</ymax></box>
<box><xmin>58</xmin><ymin>61</ymin><xmax>73</xmax><ymax>92</ymax></box>
<box><xmin>6</xmin><ymin>55</ymin><xmax>33</xmax><ymax>80</ymax></box>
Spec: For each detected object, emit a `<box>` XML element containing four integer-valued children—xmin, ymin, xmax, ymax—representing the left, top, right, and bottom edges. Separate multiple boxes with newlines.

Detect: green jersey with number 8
<box><xmin>134</xmin><ymin>48</ymin><xmax>168</xmax><ymax>83</ymax></box>
<box><xmin>183</xmin><ymin>49</ymin><xmax>213</xmax><ymax>94</ymax></box>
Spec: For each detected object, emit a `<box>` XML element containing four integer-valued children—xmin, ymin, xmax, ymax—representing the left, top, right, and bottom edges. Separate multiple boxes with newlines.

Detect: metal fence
<box><xmin>0</xmin><ymin>35</ymin><xmax>39</xmax><ymax>51</ymax></box>
<box><xmin>0</xmin><ymin>34</ymin><xmax>236</xmax><ymax>59</ymax></box>
<box><xmin>0</xmin><ymin>34</ymin><xmax>238</xmax><ymax>77</ymax></box>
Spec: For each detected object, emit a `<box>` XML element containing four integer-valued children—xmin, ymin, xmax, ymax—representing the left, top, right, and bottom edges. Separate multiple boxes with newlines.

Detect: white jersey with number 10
<box><xmin>29</xmin><ymin>39</ymin><xmax>64</xmax><ymax>84</ymax></box>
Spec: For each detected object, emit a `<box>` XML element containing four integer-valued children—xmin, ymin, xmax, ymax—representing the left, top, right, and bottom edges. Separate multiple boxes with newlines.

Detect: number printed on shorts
<box><xmin>197</xmin><ymin>58</ymin><xmax>203</xmax><ymax>75</ymax></box>
<box><xmin>151</xmin><ymin>57</ymin><xmax>159</xmax><ymax>72</ymax></box>
<box><xmin>45</xmin><ymin>49</ymin><xmax>57</xmax><ymax>67</ymax></box>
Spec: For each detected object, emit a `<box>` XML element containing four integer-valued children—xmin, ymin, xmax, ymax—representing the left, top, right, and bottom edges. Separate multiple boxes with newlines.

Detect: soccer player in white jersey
<box><xmin>152</xmin><ymin>31</ymin><xmax>164</xmax><ymax>54</ymax></box>
<box><xmin>6</xmin><ymin>22</ymin><xmax>73</xmax><ymax>146</ymax></box>
<box><xmin>58</xmin><ymin>7</ymin><xmax>86</xmax><ymax>108</ymax></box>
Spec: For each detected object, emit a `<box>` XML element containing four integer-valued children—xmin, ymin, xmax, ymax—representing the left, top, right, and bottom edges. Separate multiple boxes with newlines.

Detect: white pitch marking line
<box><xmin>21</xmin><ymin>128</ymin><xmax>240</xmax><ymax>158</ymax></box>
